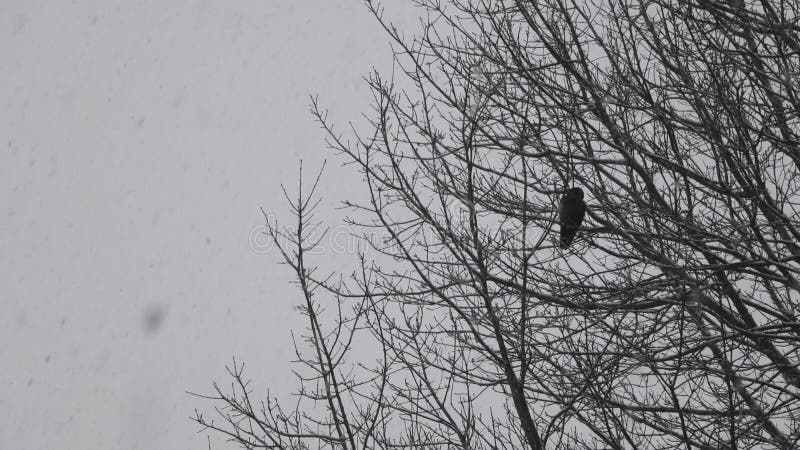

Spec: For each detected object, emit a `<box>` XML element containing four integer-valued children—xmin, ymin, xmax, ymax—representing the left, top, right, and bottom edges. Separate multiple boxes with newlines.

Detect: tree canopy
<box><xmin>196</xmin><ymin>0</ymin><xmax>800</xmax><ymax>448</ymax></box>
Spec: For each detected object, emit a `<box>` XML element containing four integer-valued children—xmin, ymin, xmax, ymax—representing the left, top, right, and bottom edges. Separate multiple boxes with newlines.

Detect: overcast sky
<box><xmin>1</xmin><ymin>2</ymin><xmax>418</xmax><ymax>448</ymax></box>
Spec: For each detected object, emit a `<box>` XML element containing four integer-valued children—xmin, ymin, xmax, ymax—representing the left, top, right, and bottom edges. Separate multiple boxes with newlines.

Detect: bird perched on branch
<box><xmin>559</xmin><ymin>187</ymin><xmax>586</xmax><ymax>249</ymax></box>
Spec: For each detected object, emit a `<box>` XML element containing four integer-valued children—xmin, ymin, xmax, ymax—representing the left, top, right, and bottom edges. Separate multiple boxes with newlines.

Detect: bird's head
<box><xmin>566</xmin><ymin>187</ymin><xmax>584</xmax><ymax>200</ymax></box>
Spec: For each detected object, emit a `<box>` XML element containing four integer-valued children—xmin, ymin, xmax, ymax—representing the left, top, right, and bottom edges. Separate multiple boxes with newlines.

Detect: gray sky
<box><xmin>1</xmin><ymin>2</ymin><xmax>417</xmax><ymax>448</ymax></box>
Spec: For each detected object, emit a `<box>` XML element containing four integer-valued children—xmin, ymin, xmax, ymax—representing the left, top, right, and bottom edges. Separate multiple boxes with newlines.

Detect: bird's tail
<box><xmin>560</xmin><ymin>232</ymin><xmax>576</xmax><ymax>249</ymax></box>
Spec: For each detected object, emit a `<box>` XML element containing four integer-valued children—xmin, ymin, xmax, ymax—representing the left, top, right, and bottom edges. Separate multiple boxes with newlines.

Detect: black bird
<box><xmin>559</xmin><ymin>187</ymin><xmax>586</xmax><ymax>249</ymax></box>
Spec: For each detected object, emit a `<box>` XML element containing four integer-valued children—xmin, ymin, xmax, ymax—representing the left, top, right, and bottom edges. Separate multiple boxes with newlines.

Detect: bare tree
<box><xmin>194</xmin><ymin>0</ymin><xmax>800</xmax><ymax>448</ymax></box>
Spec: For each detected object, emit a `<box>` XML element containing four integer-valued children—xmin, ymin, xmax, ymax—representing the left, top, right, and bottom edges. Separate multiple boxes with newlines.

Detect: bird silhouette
<box><xmin>559</xmin><ymin>187</ymin><xmax>586</xmax><ymax>249</ymax></box>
